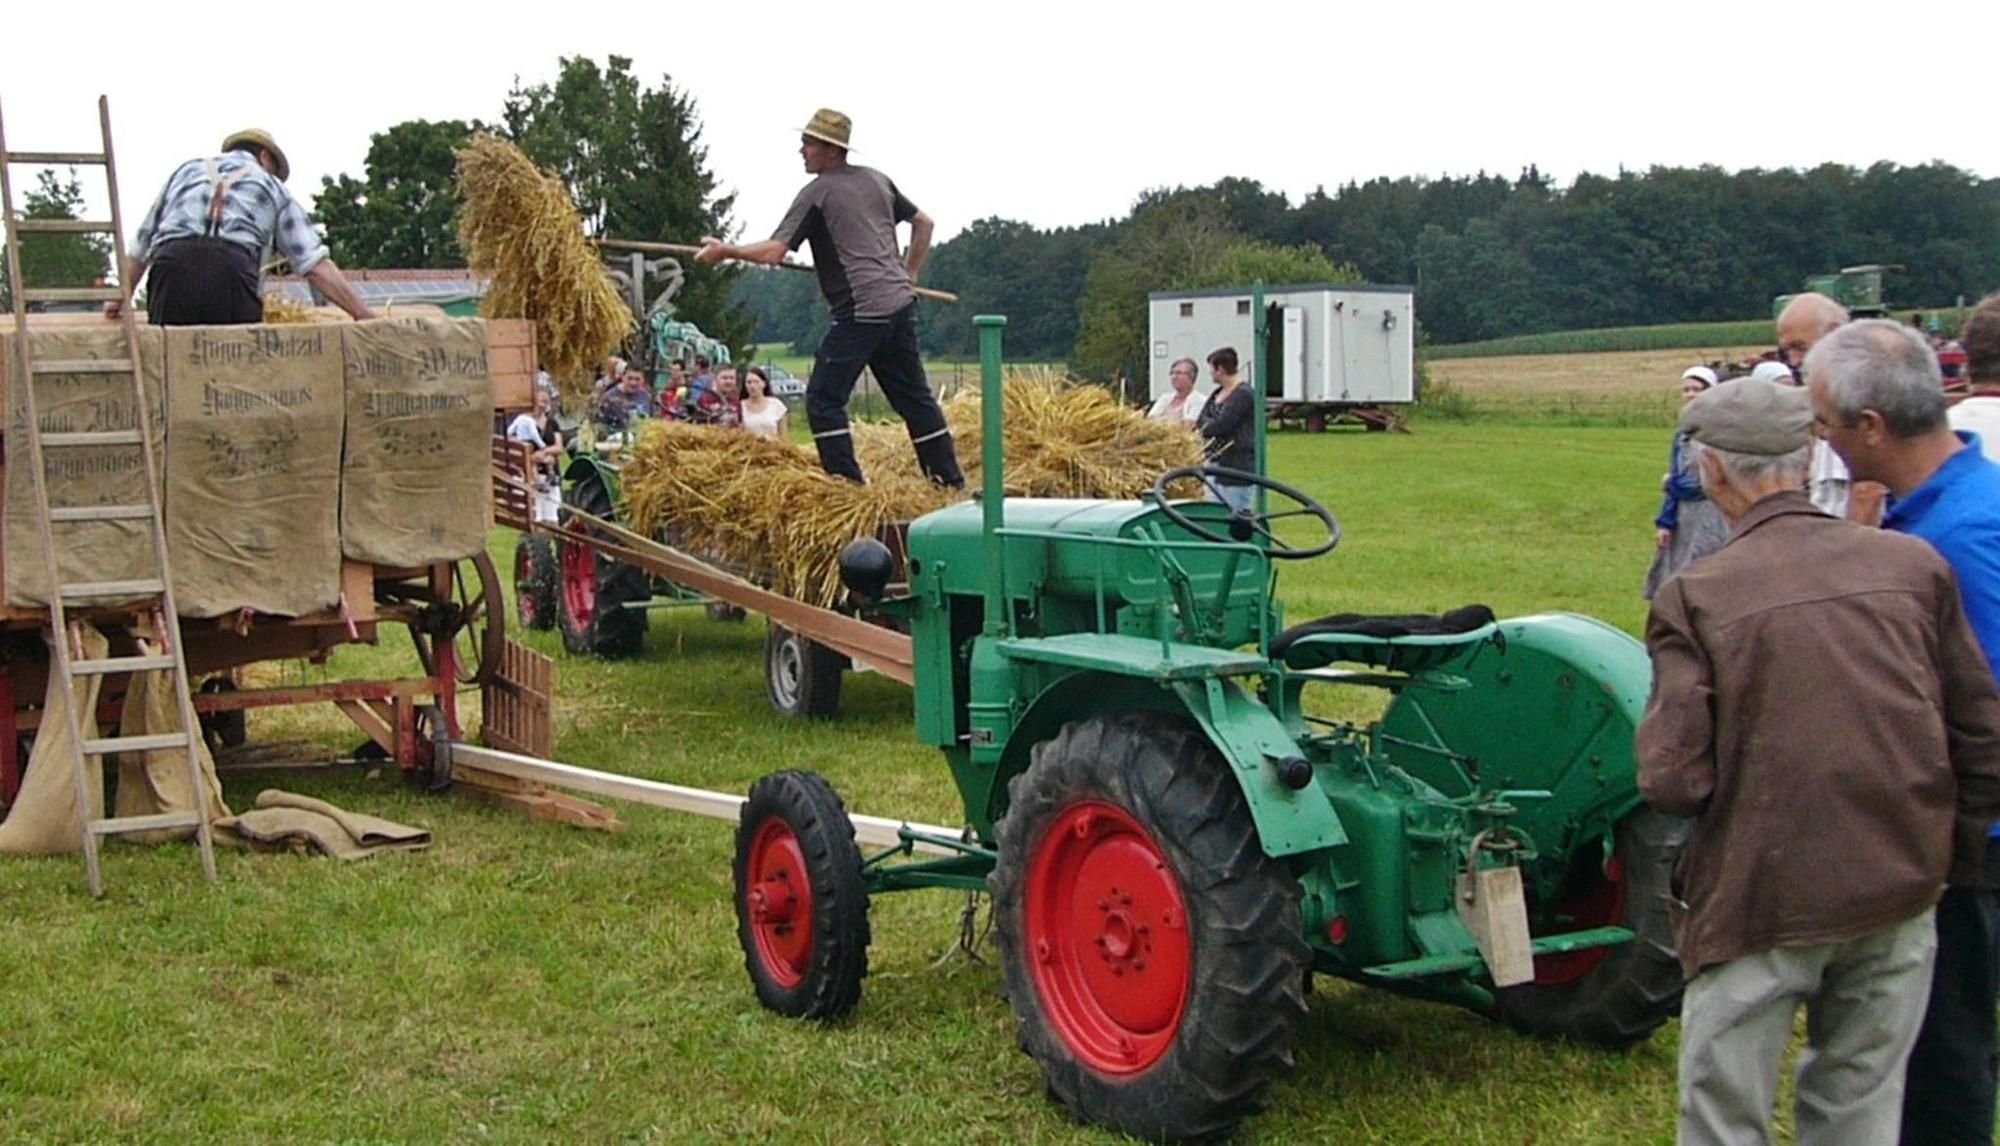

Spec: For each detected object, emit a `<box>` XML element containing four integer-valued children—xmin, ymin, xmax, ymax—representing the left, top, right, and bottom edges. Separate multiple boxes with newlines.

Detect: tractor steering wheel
<box><xmin>1151</xmin><ymin>465</ymin><xmax>1342</xmax><ymax>560</ymax></box>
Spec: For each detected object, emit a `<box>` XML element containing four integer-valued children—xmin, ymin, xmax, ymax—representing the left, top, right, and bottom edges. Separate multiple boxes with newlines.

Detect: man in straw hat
<box><xmin>1637</xmin><ymin>376</ymin><xmax>2000</xmax><ymax>1146</ymax></box>
<box><xmin>111</xmin><ymin>129</ymin><xmax>372</xmax><ymax>325</ymax></box>
<box><xmin>696</xmin><ymin>109</ymin><xmax>962</xmax><ymax>487</ymax></box>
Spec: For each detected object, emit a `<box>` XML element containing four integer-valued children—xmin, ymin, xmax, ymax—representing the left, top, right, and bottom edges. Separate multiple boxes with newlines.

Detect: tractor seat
<box><xmin>1272</xmin><ymin>605</ymin><xmax>1499</xmax><ymax>673</ymax></box>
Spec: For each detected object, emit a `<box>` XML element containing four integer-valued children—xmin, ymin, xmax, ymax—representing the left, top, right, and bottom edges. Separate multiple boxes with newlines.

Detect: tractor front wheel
<box><xmin>733</xmin><ymin>770</ymin><xmax>871</xmax><ymax>1019</ymax></box>
<box><xmin>1493</xmin><ymin>808</ymin><xmax>1688</xmax><ymax>1047</ymax></box>
<box><xmin>990</xmin><ymin>713</ymin><xmax>1308</xmax><ymax>1142</ymax></box>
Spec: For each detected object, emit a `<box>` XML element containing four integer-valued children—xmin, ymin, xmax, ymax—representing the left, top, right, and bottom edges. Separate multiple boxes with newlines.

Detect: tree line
<box><xmin>282</xmin><ymin>58</ymin><xmax>2000</xmax><ymax>376</ymax></box>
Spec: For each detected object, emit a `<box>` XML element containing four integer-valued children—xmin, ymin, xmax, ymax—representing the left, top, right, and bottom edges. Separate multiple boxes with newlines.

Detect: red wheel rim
<box><xmin>745</xmin><ymin>818</ymin><xmax>815</xmax><ymax>988</ymax></box>
<box><xmin>1532</xmin><ymin>855</ymin><xmax>1626</xmax><ymax>985</ymax></box>
<box><xmin>1024</xmin><ymin>800</ymin><xmax>1191</xmax><ymax>1074</ymax></box>
<box><xmin>560</xmin><ymin>543</ymin><xmax>595</xmax><ymax>629</ymax></box>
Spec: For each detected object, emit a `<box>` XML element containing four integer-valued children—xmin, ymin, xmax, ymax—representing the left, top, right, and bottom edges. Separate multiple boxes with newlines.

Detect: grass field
<box><xmin>4</xmin><ymin>422</ymin><xmax>1800</xmax><ymax>1143</ymax></box>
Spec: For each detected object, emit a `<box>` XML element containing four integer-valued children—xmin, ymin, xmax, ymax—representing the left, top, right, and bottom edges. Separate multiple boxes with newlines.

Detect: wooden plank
<box><xmin>340</xmin><ymin>561</ymin><xmax>377</xmax><ymax>622</ymax></box>
<box><xmin>488</xmin><ymin>345</ymin><xmax>534</xmax><ymax>376</ymax></box>
<box><xmin>333</xmin><ymin>700</ymin><xmax>390</xmax><ymax>751</ymax></box>
<box><xmin>450</xmin><ymin>743</ymin><xmax>962</xmax><ymax>855</ymax></box>
<box><xmin>485</xmin><ymin>318</ymin><xmax>535</xmax><ymax>348</ymax></box>
<box><xmin>532</xmin><ymin>506</ymin><xmax>916</xmax><ymax>684</ymax></box>
<box><xmin>454</xmin><ymin>765</ymin><xmax>623</xmax><ymax>831</ymax></box>
<box><xmin>481</xmin><ymin>639</ymin><xmax>553</xmax><ymax>759</ymax></box>
<box><xmin>490</xmin><ymin>437</ymin><xmax>536</xmax><ymax>531</ymax></box>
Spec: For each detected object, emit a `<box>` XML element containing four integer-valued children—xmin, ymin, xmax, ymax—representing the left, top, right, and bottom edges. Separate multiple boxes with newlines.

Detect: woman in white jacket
<box><xmin>1147</xmin><ymin>357</ymin><xmax>1207</xmax><ymax>426</ymax></box>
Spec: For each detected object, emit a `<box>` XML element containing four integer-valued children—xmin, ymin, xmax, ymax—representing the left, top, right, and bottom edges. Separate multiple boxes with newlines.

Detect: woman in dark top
<box><xmin>1195</xmin><ymin>346</ymin><xmax>1256</xmax><ymax>510</ymax></box>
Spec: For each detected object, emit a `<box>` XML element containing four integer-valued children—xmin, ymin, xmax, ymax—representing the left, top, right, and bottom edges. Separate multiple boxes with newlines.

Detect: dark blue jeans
<box><xmin>1900</xmin><ymin>842</ymin><xmax>2000</xmax><ymax>1145</ymax></box>
<box><xmin>806</xmin><ymin>303</ymin><xmax>962</xmax><ymax>486</ymax></box>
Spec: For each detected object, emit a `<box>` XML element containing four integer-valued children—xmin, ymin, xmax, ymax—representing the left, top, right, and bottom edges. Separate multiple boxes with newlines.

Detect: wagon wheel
<box><xmin>408</xmin><ymin>552</ymin><xmax>505</xmax><ymax>686</ymax></box>
<box><xmin>408</xmin><ymin>703</ymin><xmax>454</xmax><ymax>793</ymax></box>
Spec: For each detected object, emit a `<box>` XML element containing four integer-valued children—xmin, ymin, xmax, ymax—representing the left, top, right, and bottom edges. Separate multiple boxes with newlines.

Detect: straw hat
<box><xmin>800</xmin><ymin>109</ymin><xmax>852</xmax><ymax>151</ymax></box>
<box><xmin>221</xmin><ymin>129</ymin><xmax>290</xmax><ymax>182</ymax></box>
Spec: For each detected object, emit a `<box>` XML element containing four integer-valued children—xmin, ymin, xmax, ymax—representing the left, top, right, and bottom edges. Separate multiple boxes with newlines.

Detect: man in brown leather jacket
<box><xmin>1636</xmin><ymin>377</ymin><xmax>2000</xmax><ymax>1146</ymax></box>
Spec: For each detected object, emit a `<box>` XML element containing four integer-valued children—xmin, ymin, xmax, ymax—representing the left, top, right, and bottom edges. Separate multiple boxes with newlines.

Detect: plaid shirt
<box><xmin>132</xmin><ymin>152</ymin><xmax>328</xmax><ymax>274</ymax></box>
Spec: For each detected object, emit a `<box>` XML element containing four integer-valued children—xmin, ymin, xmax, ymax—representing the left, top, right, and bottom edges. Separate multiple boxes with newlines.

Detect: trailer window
<box><xmin>1179</xmin><ymin>302</ymin><xmax>1193</xmax><ymax>318</ymax></box>
<box><xmin>1236</xmin><ymin>300</ymin><xmax>1251</xmax><ymax>315</ymax></box>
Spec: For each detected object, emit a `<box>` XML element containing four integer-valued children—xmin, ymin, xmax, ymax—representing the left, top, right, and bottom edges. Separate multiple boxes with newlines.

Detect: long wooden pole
<box><xmin>595</xmin><ymin>237</ymin><xmax>960</xmax><ymax>304</ymax></box>
<box><xmin>448</xmin><ymin>743</ymin><xmax>962</xmax><ymax>856</ymax></box>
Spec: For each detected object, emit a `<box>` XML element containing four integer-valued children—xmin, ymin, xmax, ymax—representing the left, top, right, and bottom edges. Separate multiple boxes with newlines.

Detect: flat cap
<box><xmin>1679</xmin><ymin>378</ymin><xmax>1813</xmax><ymax>455</ymax></box>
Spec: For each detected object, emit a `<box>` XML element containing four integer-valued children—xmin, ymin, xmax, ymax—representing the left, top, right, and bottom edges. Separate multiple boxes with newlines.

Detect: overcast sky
<box><xmin>7</xmin><ymin>0</ymin><xmax>1996</xmax><ymax>255</ymax></box>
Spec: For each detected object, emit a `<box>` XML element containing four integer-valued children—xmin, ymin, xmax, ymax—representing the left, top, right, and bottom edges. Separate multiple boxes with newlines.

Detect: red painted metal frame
<box><xmin>0</xmin><ymin>571</ymin><xmax>465</xmax><ymax>806</ymax></box>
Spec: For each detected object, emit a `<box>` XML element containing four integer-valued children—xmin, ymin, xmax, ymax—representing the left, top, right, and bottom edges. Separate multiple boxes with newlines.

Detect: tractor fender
<box><xmin>1378</xmin><ymin>612</ymin><xmax>1651</xmax><ymax>859</ymax></box>
<box><xmin>995</xmin><ymin>669</ymin><xmax>1346</xmax><ymax>860</ymax></box>
<box><xmin>563</xmin><ymin>453</ymin><xmax>622</xmax><ymax>504</ymax></box>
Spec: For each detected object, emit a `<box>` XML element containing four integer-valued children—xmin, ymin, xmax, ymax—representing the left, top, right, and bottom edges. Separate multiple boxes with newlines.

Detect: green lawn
<box><xmin>1</xmin><ymin>425</ymin><xmax>1745</xmax><ymax>1143</ymax></box>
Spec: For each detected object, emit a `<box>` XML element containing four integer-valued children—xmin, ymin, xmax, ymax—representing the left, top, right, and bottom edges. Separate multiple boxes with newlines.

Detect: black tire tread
<box><xmin>733</xmin><ymin>769</ymin><xmax>872</xmax><ymax>1020</ymax></box>
<box><xmin>1493</xmin><ymin>808</ymin><xmax>1689</xmax><ymax>1047</ymax></box>
<box><xmin>515</xmin><ymin>533</ymin><xmax>558</xmax><ymax>632</ymax></box>
<box><xmin>989</xmin><ymin>711</ymin><xmax>1308</xmax><ymax>1142</ymax></box>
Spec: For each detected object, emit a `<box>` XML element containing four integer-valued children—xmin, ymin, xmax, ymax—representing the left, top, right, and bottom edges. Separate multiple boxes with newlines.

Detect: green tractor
<box><xmin>733</xmin><ymin>311</ymin><xmax>1683</xmax><ymax>1140</ymax></box>
<box><xmin>1772</xmin><ymin>263</ymin><xmax>1900</xmax><ymax>320</ymax></box>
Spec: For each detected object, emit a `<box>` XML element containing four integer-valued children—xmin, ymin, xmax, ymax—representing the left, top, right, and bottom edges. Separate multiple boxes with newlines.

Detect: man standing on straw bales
<box><xmin>696</xmin><ymin>110</ymin><xmax>963</xmax><ymax>488</ymax></box>
<box><xmin>111</xmin><ymin>129</ymin><xmax>372</xmax><ymax>325</ymax></box>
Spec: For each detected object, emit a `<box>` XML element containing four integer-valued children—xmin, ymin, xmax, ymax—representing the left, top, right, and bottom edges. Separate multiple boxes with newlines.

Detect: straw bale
<box><xmin>454</xmin><ymin>134</ymin><xmax>632</xmax><ymax>399</ymax></box>
<box><xmin>620</xmin><ymin>372</ymin><xmax>1203</xmax><ymax>607</ymax></box>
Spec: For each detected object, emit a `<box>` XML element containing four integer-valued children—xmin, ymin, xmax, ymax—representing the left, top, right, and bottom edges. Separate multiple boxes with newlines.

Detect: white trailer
<box><xmin>1147</xmin><ymin>282</ymin><xmax>1416</xmax><ymax>431</ymax></box>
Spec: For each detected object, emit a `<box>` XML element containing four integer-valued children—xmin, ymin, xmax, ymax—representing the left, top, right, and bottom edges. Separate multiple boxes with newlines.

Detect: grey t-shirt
<box><xmin>771</xmin><ymin>165</ymin><xmax>918</xmax><ymax>321</ymax></box>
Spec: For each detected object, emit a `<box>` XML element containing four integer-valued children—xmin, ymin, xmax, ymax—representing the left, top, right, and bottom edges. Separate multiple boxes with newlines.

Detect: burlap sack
<box><xmin>2</xmin><ymin>326</ymin><xmax>167</xmax><ymax>607</ymax></box>
<box><xmin>339</xmin><ymin>317</ymin><xmax>493</xmax><ymax>566</ymax></box>
<box><xmin>163</xmin><ymin>325</ymin><xmax>344</xmax><ymax>617</ymax></box>
<box><xmin>113</xmin><ymin>645</ymin><xmax>229</xmax><ymax>843</ymax></box>
<box><xmin>0</xmin><ymin>624</ymin><xmax>108</xmax><ymax>855</ymax></box>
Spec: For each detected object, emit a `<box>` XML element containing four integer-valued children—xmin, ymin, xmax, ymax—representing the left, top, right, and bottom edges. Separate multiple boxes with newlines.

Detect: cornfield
<box><xmin>1427</xmin><ymin>320</ymin><xmax>1777</xmax><ymax>360</ymax></box>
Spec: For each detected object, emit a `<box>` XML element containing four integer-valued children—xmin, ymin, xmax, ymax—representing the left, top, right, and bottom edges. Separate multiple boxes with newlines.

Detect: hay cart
<box><xmin>493</xmin><ymin>439</ymin><xmax>913</xmax><ymax>710</ymax></box>
<box><xmin>724</xmin><ymin>309</ymin><xmax>1685</xmax><ymax>1140</ymax></box>
<box><xmin>0</xmin><ymin>317</ymin><xmax>532</xmax><ymax>806</ymax></box>
<box><xmin>503</xmin><ymin>442</ymin><xmax>904</xmax><ymax>720</ymax></box>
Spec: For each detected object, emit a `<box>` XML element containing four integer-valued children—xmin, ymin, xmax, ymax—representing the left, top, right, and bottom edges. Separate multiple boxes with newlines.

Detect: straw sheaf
<box><xmin>261</xmin><ymin>293</ymin><xmax>316</xmax><ymax>323</ymax></box>
<box><xmin>620</xmin><ymin>371</ymin><xmax>1204</xmax><ymax>607</ymax></box>
<box><xmin>453</xmin><ymin>134</ymin><xmax>633</xmax><ymax>399</ymax></box>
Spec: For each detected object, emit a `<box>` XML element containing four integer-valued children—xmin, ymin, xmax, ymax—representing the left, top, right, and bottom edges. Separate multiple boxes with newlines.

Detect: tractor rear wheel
<box><xmin>733</xmin><ymin>770</ymin><xmax>871</xmax><ymax>1019</ymax></box>
<box><xmin>990</xmin><ymin>712</ymin><xmax>1308</xmax><ymax>1142</ymax></box>
<box><xmin>1493</xmin><ymin>808</ymin><xmax>1688</xmax><ymax>1047</ymax></box>
<box><xmin>514</xmin><ymin>533</ymin><xmax>557</xmax><ymax>631</ymax></box>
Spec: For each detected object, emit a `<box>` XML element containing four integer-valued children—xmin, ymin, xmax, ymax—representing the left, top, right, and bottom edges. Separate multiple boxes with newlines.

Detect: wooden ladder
<box><xmin>0</xmin><ymin>95</ymin><xmax>216</xmax><ymax>895</ymax></box>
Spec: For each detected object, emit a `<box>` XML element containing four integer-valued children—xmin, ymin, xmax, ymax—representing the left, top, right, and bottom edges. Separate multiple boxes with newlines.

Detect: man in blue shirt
<box><xmin>1804</xmin><ymin>318</ymin><xmax>2000</xmax><ymax>1146</ymax></box>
